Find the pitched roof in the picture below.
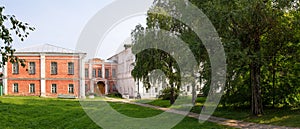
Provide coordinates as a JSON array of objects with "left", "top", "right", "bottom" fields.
[{"left": 16, "top": 44, "right": 84, "bottom": 54}]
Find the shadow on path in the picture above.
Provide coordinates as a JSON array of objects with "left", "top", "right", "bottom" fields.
[{"left": 105, "top": 98, "right": 299, "bottom": 129}]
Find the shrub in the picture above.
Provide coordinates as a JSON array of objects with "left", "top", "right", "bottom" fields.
[
  {"left": 158, "top": 87, "right": 179, "bottom": 100},
  {"left": 106, "top": 92, "right": 122, "bottom": 98}
]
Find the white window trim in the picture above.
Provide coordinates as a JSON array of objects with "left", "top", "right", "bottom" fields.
[
  {"left": 12, "top": 63, "right": 19, "bottom": 74},
  {"left": 29, "top": 62, "right": 36, "bottom": 74},
  {"left": 92, "top": 69, "right": 96, "bottom": 78},
  {"left": 68, "top": 84, "right": 74, "bottom": 94},
  {"left": 13, "top": 83, "right": 18, "bottom": 93},
  {"left": 29, "top": 84, "right": 35, "bottom": 93},
  {"left": 51, "top": 62, "right": 58, "bottom": 75},
  {"left": 68, "top": 62, "right": 74, "bottom": 75},
  {"left": 51, "top": 84, "right": 57, "bottom": 93}
]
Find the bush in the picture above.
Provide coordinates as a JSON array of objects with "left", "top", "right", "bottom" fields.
[
  {"left": 158, "top": 87, "right": 179, "bottom": 100},
  {"left": 106, "top": 92, "right": 122, "bottom": 98}
]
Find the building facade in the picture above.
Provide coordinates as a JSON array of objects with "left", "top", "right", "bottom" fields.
[
  {"left": 2, "top": 44, "right": 86, "bottom": 98},
  {"left": 2, "top": 44, "right": 200, "bottom": 99},
  {"left": 84, "top": 58, "right": 117, "bottom": 97},
  {"left": 108, "top": 44, "right": 202, "bottom": 99},
  {"left": 108, "top": 45, "right": 161, "bottom": 98}
]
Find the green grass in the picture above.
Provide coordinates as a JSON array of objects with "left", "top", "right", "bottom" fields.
[
  {"left": 0, "top": 96, "right": 100, "bottom": 129},
  {"left": 141, "top": 97, "right": 300, "bottom": 127},
  {"left": 136, "top": 99, "right": 171, "bottom": 108},
  {"left": 0, "top": 96, "right": 232, "bottom": 129},
  {"left": 212, "top": 107, "right": 300, "bottom": 127}
]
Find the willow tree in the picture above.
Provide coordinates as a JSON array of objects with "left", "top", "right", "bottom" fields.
[
  {"left": 131, "top": 0, "right": 300, "bottom": 115},
  {"left": 131, "top": 24, "right": 182, "bottom": 104}
]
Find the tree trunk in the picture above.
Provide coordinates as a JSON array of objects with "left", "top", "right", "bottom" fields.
[
  {"left": 168, "top": 61, "right": 175, "bottom": 105},
  {"left": 170, "top": 84, "right": 175, "bottom": 105},
  {"left": 272, "top": 54, "right": 276, "bottom": 108},
  {"left": 250, "top": 38, "right": 263, "bottom": 116},
  {"left": 192, "top": 82, "right": 196, "bottom": 106}
]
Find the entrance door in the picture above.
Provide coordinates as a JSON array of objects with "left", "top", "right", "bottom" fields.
[{"left": 97, "top": 81, "right": 105, "bottom": 95}]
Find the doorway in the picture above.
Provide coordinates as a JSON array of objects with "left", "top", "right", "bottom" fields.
[{"left": 97, "top": 81, "right": 105, "bottom": 95}]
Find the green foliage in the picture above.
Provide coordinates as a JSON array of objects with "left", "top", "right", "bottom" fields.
[
  {"left": 0, "top": 6, "right": 34, "bottom": 72},
  {"left": 158, "top": 87, "right": 179, "bottom": 100},
  {"left": 188, "top": 0, "right": 300, "bottom": 110},
  {"left": 132, "top": 0, "right": 300, "bottom": 114},
  {"left": 106, "top": 92, "right": 123, "bottom": 99}
]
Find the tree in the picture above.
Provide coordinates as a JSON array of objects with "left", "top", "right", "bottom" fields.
[
  {"left": 190, "top": 0, "right": 300, "bottom": 115},
  {"left": 132, "top": 0, "right": 300, "bottom": 116},
  {"left": 131, "top": 25, "right": 182, "bottom": 104},
  {"left": 0, "top": 6, "right": 35, "bottom": 72},
  {"left": 131, "top": 0, "right": 210, "bottom": 105}
]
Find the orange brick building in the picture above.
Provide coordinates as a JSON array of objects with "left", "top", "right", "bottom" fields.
[
  {"left": 2, "top": 44, "right": 86, "bottom": 98},
  {"left": 84, "top": 58, "right": 117, "bottom": 97}
]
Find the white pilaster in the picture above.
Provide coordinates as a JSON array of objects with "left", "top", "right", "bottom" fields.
[
  {"left": 40, "top": 54, "right": 46, "bottom": 97},
  {"left": 102, "top": 62, "right": 108, "bottom": 95},
  {"left": 102, "top": 62, "right": 105, "bottom": 79},
  {"left": 79, "top": 54, "right": 86, "bottom": 99},
  {"left": 3, "top": 64, "right": 8, "bottom": 95},
  {"left": 105, "top": 80, "right": 108, "bottom": 95},
  {"left": 89, "top": 62, "right": 94, "bottom": 98}
]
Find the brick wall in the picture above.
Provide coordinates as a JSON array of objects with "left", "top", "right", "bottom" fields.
[
  {"left": 45, "top": 56, "right": 80, "bottom": 78},
  {"left": 6, "top": 55, "right": 82, "bottom": 97},
  {"left": 84, "top": 59, "right": 117, "bottom": 95},
  {"left": 7, "top": 80, "right": 41, "bottom": 96},
  {"left": 45, "top": 80, "right": 79, "bottom": 97},
  {"left": 7, "top": 56, "right": 41, "bottom": 79}
]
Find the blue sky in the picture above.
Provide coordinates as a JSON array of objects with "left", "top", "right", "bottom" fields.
[{"left": 1, "top": 0, "right": 148, "bottom": 59}]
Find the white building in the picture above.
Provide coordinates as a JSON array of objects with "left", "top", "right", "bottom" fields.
[{"left": 108, "top": 44, "right": 160, "bottom": 99}]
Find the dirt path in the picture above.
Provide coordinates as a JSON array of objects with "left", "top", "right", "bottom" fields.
[{"left": 105, "top": 98, "right": 299, "bottom": 129}]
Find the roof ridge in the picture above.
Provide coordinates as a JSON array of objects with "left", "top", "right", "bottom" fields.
[
  {"left": 16, "top": 43, "right": 85, "bottom": 54},
  {"left": 43, "top": 43, "right": 78, "bottom": 52}
]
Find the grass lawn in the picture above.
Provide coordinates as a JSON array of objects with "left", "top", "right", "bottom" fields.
[
  {"left": 0, "top": 96, "right": 232, "bottom": 129},
  {"left": 141, "top": 97, "right": 300, "bottom": 127}
]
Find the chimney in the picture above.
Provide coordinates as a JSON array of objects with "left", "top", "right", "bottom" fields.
[{"left": 124, "top": 44, "right": 132, "bottom": 50}]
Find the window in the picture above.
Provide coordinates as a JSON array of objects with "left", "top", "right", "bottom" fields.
[
  {"left": 29, "top": 84, "right": 35, "bottom": 93},
  {"left": 105, "top": 69, "right": 109, "bottom": 78},
  {"left": 68, "top": 62, "right": 74, "bottom": 75},
  {"left": 28, "top": 62, "right": 36, "bottom": 74},
  {"left": 187, "top": 86, "right": 190, "bottom": 92},
  {"left": 113, "top": 84, "right": 117, "bottom": 91},
  {"left": 155, "top": 88, "right": 158, "bottom": 93},
  {"left": 51, "top": 62, "right": 57, "bottom": 75},
  {"left": 68, "top": 84, "right": 74, "bottom": 94},
  {"left": 13, "top": 83, "right": 18, "bottom": 93},
  {"left": 98, "top": 69, "right": 102, "bottom": 78},
  {"left": 85, "top": 68, "right": 88, "bottom": 77},
  {"left": 52, "top": 84, "right": 57, "bottom": 93},
  {"left": 85, "top": 84, "right": 88, "bottom": 92},
  {"left": 112, "top": 69, "right": 116, "bottom": 78},
  {"left": 12, "top": 62, "right": 19, "bottom": 74},
  {"left": 92, "top": 69, "right": 96, "bottom": 78}
]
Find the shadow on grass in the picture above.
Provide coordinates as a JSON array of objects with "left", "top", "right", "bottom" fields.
[
  {"left": 139, "top": 97, "right": 300, "bottom": 127},
  {"left": 0, "top": 97, "right": 231, "bottom": 129}
]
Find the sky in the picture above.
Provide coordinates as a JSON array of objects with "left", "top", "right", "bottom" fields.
[{"left": 1, "top": 0, "right": 149, "bottom": 59}]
